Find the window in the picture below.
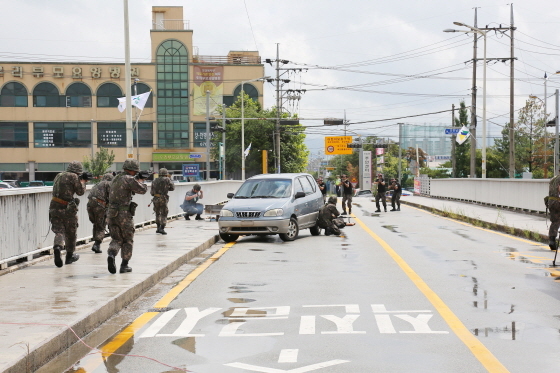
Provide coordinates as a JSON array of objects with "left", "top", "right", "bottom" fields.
[
  {"left": 156, "top": 40, "right": 189, "bottom": 148},
  {"left": 133, "top": 83, "right": 153, "bottom": 108},
  {"left": 34, "top": 122, "right": 91, "bottom": 147},
  {"left": 97, "top": 83, "right": 122, "bottom": 107},
  {"left": 233, "top": 83, "right": 259, "bottom": 104},
  {"left": 299, "top": 177, "right": 315, "bottom": 195},
  {"left": 305, "top": 175, "right": 317, "bottom": 192},
  {"left": 0, "top": 82, "right": 28, "bottom": 107},
  {"left": 33, "top": 82, "right": 62, "bottom": 107},
  {"left": 294, "top": 178, "right": 304, "bottom": 194},
  {"left": 0, "top": 123, "right": 28, "bottom": 147},
  {"left": 97, "top": 122, "right": 153, "bottom": 147},
  {"left": 66, "top": 83, "right": 92, "bottom": 107}
]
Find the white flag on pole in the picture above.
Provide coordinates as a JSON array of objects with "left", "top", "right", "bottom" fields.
[
  {"left": 456, "top": 125, "right": 471, "bottom": 145},
  {"left": 244, "top": 143, "right": 252, "bottom": 157},
  {"left": 117, "top": 91, "right": 152, "bottom": 112}
]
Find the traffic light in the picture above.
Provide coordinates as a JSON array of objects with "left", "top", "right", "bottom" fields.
[
  {"left": 347, "top": 142, "right": 362, "bottom": 148},
  {"left": 210, "top": 122, "right": 225, "bottom": 133}
]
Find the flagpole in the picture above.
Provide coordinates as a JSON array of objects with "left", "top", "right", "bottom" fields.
[
  {"left": 134, "top": 79, "right": 139, "bottom": 160},
  {"left": 123, "top": 0, "right": 133, "bottom": 159}
]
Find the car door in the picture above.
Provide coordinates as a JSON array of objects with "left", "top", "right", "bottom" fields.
[
  {"left": 297, "top": 176, "right": 315, "bottom": 228},
  {"left": 293, "top": 177, "right": 307, "bottom": 225}
]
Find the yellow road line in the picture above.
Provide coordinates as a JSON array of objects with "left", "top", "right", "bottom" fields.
[
  {"left": 80, "top": 241, "right": 236, "bottom": 371},
  {"left": 353, "top": 215, "right": 510, "bottom": 373}
]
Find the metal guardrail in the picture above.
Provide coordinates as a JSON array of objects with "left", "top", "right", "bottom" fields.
[{"left": 0, "top": 180, "right": 242, "bottom": 269}]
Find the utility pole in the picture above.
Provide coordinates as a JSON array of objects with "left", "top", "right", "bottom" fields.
[
  {"left": 555, "top": 89, "right": 559, "bottom": 176},
  {"left": 205, "top": 91, "right": 210, "bottom": 181},
  {"left": 275, "top": 44, "right": 281, "bottom": 174},
  {"left": 509, "top": 4, "right": 516, "bottom": 178},
  {"left": 469, "top": 8, "right": 478, "bottom": 178},
  {"left": 123, "top": 0, "right": 133, "bottom": 159},
  {"left": 222, "top": 106, "right": 226, "bottom": 179},
  {"left": 398, "top": 123, "right": 403, "bottom": 183},
  {"left": 451, "top": 104, "right": 456, "bottom": 177}
]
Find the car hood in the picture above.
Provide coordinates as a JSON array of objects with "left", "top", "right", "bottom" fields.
[{"left": 223, "top": 198, "right": 289, "bottom": 211}]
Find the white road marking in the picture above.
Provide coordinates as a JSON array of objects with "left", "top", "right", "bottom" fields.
[
  {"left": 303, "top": 304, "right": 360, "bottom": 313},
  {"left": 157, "top": 307, "right": 221, "bottom": 337},
  {"left": 374, "top": 314, "right": 397, "bottom": 334},
  {"left": 229, "top": 306, "right": 290, "bottom": 319},
  {"left": 225, "top": 359, "right": 349, "bottom": 372},
  {"left": 299, "top": 316, "right": 315, "bottom": 335},
  {"left": 321, "top": 315, "right": 366, "bottom": 334},
  {"left": 396, "top": 314, "right": 448, "bottom": 334},
  {"left": 278, "top": 349, "right": 298, "bottom": 363},
  {"left": 371, "top": 304, "right": 431, "bottom": 313},
  {"left": 219, "top": 320, "right": 284, "bottom": 337},
  {"left": 139, "top": 309, "right": 180, "bottom": 338}
]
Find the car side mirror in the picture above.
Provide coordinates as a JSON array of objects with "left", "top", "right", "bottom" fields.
[
  {"left": 227, "top": 193, "right": 235, "bottom": 199},
  {"left": 295, "top": 191, "right": 305, "bottom": 199}
]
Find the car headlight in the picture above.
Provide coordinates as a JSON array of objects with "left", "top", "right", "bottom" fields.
[
  {"left": 264, "top": 208, "right": 283, "bottom": 217},
  {"left": 221, "top": 209, "right": 234, "bottom": 217}
]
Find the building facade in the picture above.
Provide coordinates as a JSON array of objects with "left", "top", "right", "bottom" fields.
[{"left": 0, "top": 6, "right": 265, "bottom": 182}]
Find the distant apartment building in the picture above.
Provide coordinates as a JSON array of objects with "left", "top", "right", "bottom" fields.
[{"left": 0, "top": 6, "right": 265, "bottom": 182}]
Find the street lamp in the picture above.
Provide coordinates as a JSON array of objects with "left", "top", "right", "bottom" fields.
[
  {"left": 445, "top": 22, "right": 487, "bottom": 178},
  {"left": 241, "top": 76, "right": 270, "bottom": 180}
]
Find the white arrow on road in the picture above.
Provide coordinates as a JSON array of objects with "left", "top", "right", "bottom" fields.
[{"left": 225, "top": 359, "right": 349, "bottom": 372}]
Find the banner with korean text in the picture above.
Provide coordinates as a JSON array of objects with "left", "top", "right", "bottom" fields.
[{"left": 193, "top": 66, "right": 223, "bottom": 115}]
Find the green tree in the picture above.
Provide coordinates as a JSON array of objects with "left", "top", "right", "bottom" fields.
[
  {"left": 453, "top": 101, "right": 470, "bottom": 177},
  {"left": 82, "top": 147, "right": 116, "bottom": 183},
  {"left": 211, "top": 94, "right": 308, "bottom": 177},
  {"left": 517, "top": 97, "right": 548, "bottom": 176}
]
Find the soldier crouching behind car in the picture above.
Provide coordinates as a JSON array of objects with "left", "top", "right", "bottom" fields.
[
  {"left": 106, "top": 159, "right": 148, "bottom": 274},
  {"left": 49, "top": 161, "right": 87, "bottom": 267},
  {"left": 87, "top": 172, "right": 114, "bottom": 253},
  {"left": 317, "top": 196, "right": 347, "bottom": 236}
]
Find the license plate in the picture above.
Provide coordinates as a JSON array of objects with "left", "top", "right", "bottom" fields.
[{"left": 240, "top": 220, "right": 254, "bottom": 226}]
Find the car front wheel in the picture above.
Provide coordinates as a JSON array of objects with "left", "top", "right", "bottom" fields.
[
  {"left": 219, "top": 233, "right": 239, "bottom": 243},
  {"left": 279, "top": 218, "right": 299, "bottom": 241}
]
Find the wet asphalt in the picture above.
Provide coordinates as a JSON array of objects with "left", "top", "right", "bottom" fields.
[{"left": 53, "top": 198, "right": 560, "bottom": 373}]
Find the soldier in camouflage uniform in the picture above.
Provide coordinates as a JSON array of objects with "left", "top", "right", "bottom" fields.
[
  {"left": 150, "top": 168, "right": 175, "bottom": 235},
  {"left": 106, "top": 159, "right": 148, "bottom": 274},
  {"left": 87, "top": 173, "right": 114, "bottom": 253},
  {"left": 317, "top": 196, "right": 346, "bottom": 236},
  {"left": 50, "top": 161, "right": 87, "bottom": 267},
  {"left": 547, "top": 172, "right": 560, "bottom": 250}
]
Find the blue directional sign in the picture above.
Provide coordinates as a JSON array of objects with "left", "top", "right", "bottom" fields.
[
  {"left": 445, "top": 128, "right": 460, "bottom": 135},
  {"left": 182, "top": 164, "right": 200, "bottom": 177},
  {"left": 189, "top": 154, "right": 202, "bottom": 159}
]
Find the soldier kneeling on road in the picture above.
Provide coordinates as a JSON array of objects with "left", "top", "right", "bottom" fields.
[{"left": 317, "top": 196, "right": 348, "bottom": 236}]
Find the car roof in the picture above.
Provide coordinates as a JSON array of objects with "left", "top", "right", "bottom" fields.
[{"left": 247, "top": 173, "right": 312, "bottom": 180}]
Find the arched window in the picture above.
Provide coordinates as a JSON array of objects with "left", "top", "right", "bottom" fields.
[
  {"left": 97, "top": 83, "right": 123, "bottom": 107},
  {"left": 0, "top": 82, "right": 28, "bottom": 107},
  {"left": 132, "top": 82, "right": 153, "bottom": 108},
  {"left": 66, "top": 83, "right": 92, "bottom": 107},
  {"left": 33, "top": 82, "right": 61, "bottom": 107},
  {"left": 233, "top": 83, "right": 259, "bottom": 103}
]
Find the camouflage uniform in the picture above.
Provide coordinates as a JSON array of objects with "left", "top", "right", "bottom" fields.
[
  {"left": 317, "top": 197, "right": 345, "bottom": 236},
  {"left": 49, "top": 161, "right": 86, "bottom": 267},
  {"left": 548, "top": 174, "right": 560, "bottom": 250},
  {"left": 87, "top": 173, "right": 113, "bottom": 252},
  {"left": 150, "top": 168, "right": 175, "bottom": 234},
  {"left": 107, "top": 159, "right": 147, "bottom": 273}
]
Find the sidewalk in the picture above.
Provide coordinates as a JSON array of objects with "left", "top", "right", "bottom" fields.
[
  {"left": 400, "top": 195, "right": 550, "bottom": 242},
  {"left": 0, "top": 218, "right": 219, "bottom": 373}
]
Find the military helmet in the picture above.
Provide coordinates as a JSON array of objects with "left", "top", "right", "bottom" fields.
[
  {"left": 328, "top": 196, "right": 338, "bottom": 205},
  {"left": 193, "top": 183, "right": 201, "bottom": 191},
  {"left": 122, "top": 159, "right": 140, "bottom": 172},
  {"left": 102, "top": 173, "right": 114, "bottom": 182},
  {"left": 67, "top": 161, "right": 83, "bottom": 174},
  {"left": 159, "top": 168, "right": 169, "bottom": 175}
]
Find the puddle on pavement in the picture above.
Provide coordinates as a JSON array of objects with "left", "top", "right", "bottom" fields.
[
  {"left": 222, "top": 308, "right": 267, "bottom": 318},
  {"left": 234, "top": 262, "right": 248, "bottom": 264},
  {"left": 270, "top": 259, "right": 288, "bottom": 262},
  {"left": 472, "top": 322, "right": 519, "bottom": 340},
  {"left": 452, "top": 229, "right": 476, "bottom": 241},
  {"left": 363, "top": 212, "right": 380, "bottom": 217},
  {"left": 233, "top": 282, "right": 267, "bottom": 286},
  {"left": 215, "top": 318, "right": 246, "bottom": 324},
  {"left": 250, "top": 249, "right": 264, "bottom": 251},
  {"left": 172, "top": 337, "right": 196, "bottom": 353},
  {"left": 228, "top": 298, "right": 256, "bottom": 303},
  {"left": 229, "top": 289, "right": 253, "bottom": 293},
  {"left": 500, "top": 247, "right": 519, "bottom": 253},
  {"left": 229, "top": 286, "right": 248, "bottom": 290},
  {"left": 382, "top": 225, "right": 398, "bottom": 233}
]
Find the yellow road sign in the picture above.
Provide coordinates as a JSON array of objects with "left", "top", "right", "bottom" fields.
[
  {"left": 325, "top": 136, "right": 353, "bottom": 155},
  {"left": 325, "top": 167, "right": 335, "bottom": 170}
]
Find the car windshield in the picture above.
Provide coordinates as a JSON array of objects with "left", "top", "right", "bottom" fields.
[{"left": 235, "top": 179, "right": 292, "bottom": 198}]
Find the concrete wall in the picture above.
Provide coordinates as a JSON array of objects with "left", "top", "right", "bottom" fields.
[{"left": 0, "top": 180, "right": 242, "bottom": 268}]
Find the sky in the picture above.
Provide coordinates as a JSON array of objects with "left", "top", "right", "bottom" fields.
[{"left": 2, "top": 0, "right": 560, "bottom": 157}]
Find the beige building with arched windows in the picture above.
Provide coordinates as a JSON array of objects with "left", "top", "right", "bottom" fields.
[{"left": 0, "top": 6, "right": 265, "bottom": 183}]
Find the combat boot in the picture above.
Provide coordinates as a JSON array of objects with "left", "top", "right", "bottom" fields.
[
  {"left": 185, "top": 215, "right": 191, "bottom": 220},
  {"left": 65, "top": 252, "right": 80, "bottom": 264},
  {"left": 53, "top": 245, "right": 63, "bottom": 268},
  {"left": 160, "top": 225, "right": 167, "bottom": 235},
  {"left": 195, "top": 214, "right": 203, "bottom": 220},
  {"left": 92, "top": 241, "right": 102, "bottom": 253},
  {"left": 549, "top": 237, "right": 557, "bottom": 251},
  {"left": 107, "top": 254, "right": 116, "bottom": 274},
  {"left": 120, "top": 259, "right": 132, "bottom": 273},
  {"left": 156, "top": 224, "right": 161, "bottom": 234}
]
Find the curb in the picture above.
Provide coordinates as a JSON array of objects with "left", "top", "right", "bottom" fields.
[
  {"left": 401, "top": 200, "right": 548, "bottom": 245},
  {"left": 3, "top": 233, "right": 220, "bottom": 373}
]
